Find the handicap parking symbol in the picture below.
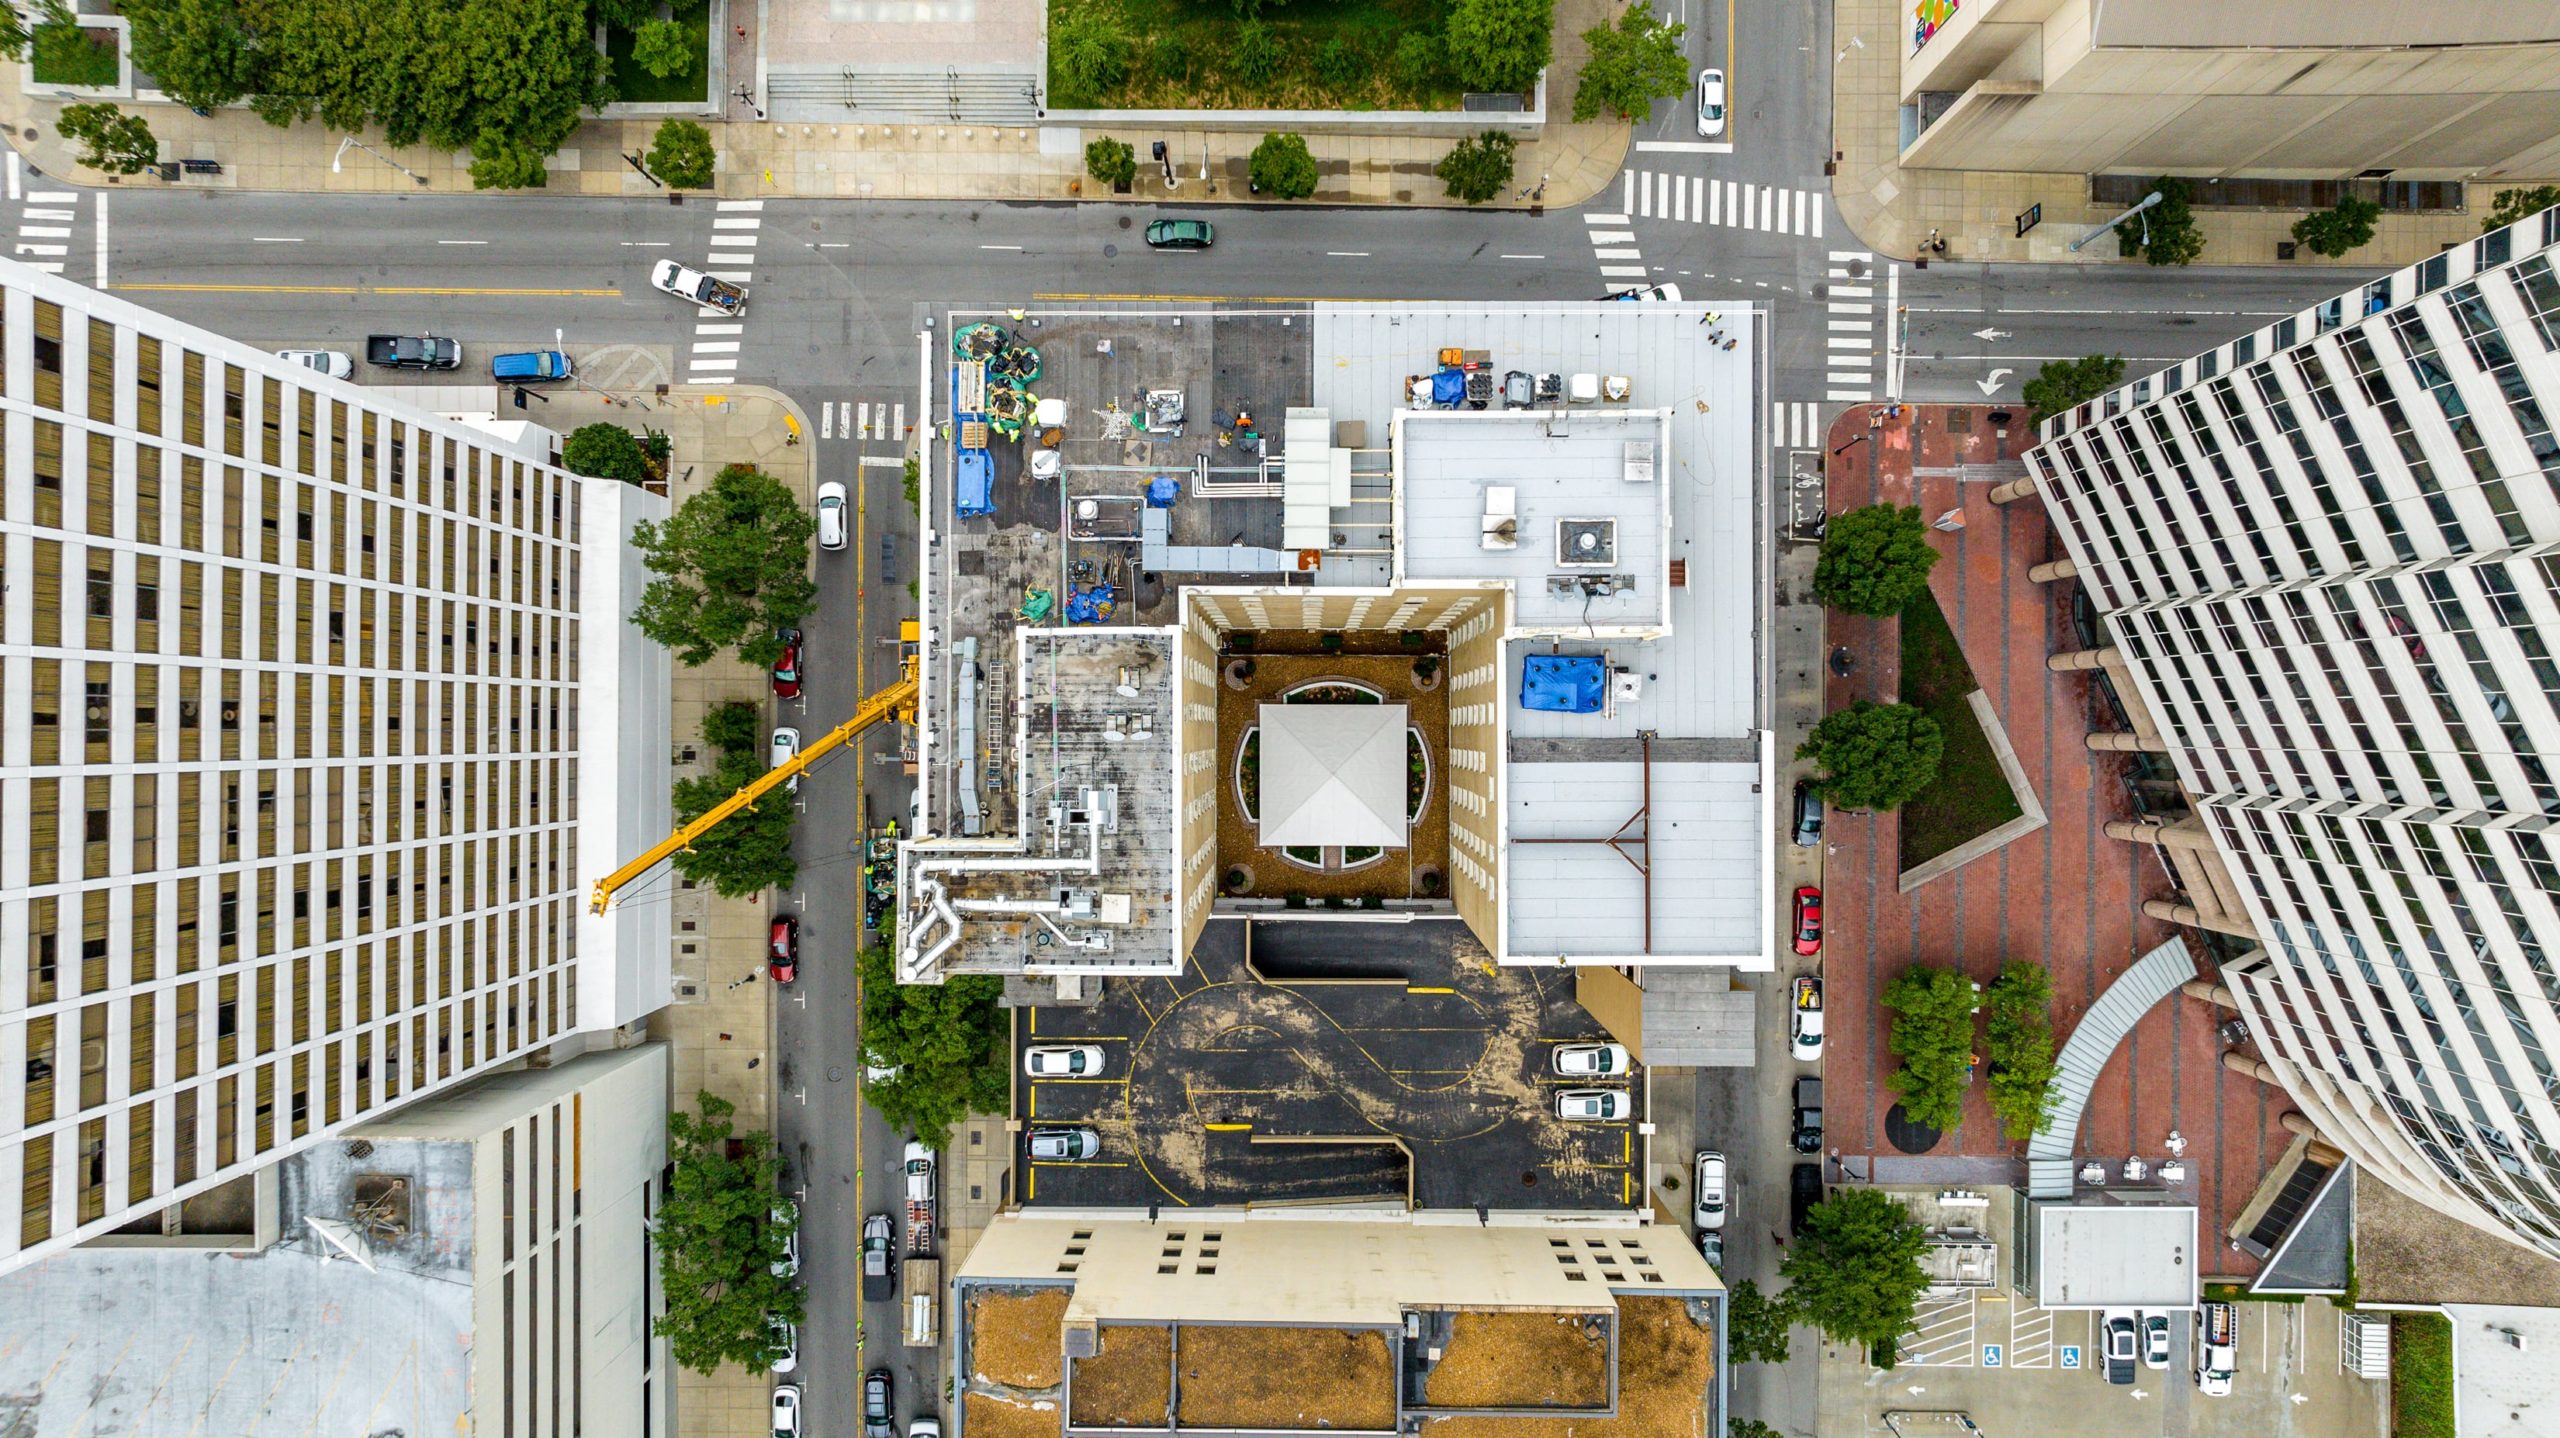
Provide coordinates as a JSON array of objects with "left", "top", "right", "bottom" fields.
[
  {"left": 2060, "top": 1344, "right": 2082, "bottom": 1370},
  {"left": 1983, "top": 1343, "right": 2003, "bottom": 1367}
]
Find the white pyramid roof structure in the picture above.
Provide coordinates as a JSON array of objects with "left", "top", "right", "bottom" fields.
[{"left": 1256, "top": 702, "right": 1411, "bottom": 849}]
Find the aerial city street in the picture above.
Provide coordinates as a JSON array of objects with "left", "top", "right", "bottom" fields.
[{"left": 0, "top": 2, "right": 2556, "bottom": 1437}]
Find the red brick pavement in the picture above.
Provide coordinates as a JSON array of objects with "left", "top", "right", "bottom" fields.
[{"left": 1815, "top": 403, "right": 2291, "bottom": 1278}]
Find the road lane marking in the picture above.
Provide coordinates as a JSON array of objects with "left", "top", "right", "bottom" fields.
[
  {"left": 1593, "top": 248, "right": 1642, "bottom": 260},
  {"left": 19, "top": 226, "right": 69, "bottom": 237},
  {"left": 1599, "top": 265, "right": 1649, "bottom": 277},
  {"left": 1584, "top": 212, "right": 1628, "bottom": 225},
  {"left": 1587, "top": 230, "right": 1635, "bottom": 244},
  {"left": 708, "top": 253, "right": 756, "bottom": 265},
  {"left": 619, "top": 240, "right": 670, "bottom": 247},
  {"left": 691, "top": 341, "right": 741, "bottom": 354},
  {"left": 437, "top": 239, "right": 487, "bottom": 246},
  {"left": 1326, "top": 251, "right": 1369, "bottom": 257},
  {"left": 978, "top": 244, "right": 1023, "bottom": 251},
  {"left": 251, "top": 237, "right": 303, "bottom": 242},
  {"left": 712, "top": 217, "right": 761, "bottom": 229},
  {"left": 14, "top": 244, "right": 65, "bottom": 256},
  {"left": 1634, "top": 139, "right": 1734, "bottom": 153},
  {"left": 1500, "top": 253, "right": 1545, "bottom": 259},
  {"left": 695, "top": 321, "right": 744, "bottom": 334},
  {"left": 93, "top": 193, "right": 104, "bottom": 289},
  {"left": 4, "top": 150, "right": 15, "bottom": 201},
  {"left": 24, "top": 191, "right": 74, "bottom": 203},
  {"left": 24, "top": 208, "right": 71, "bottom": 221},
  {"left": 114, "top": 282, "right": 622, "bottom": 296}
]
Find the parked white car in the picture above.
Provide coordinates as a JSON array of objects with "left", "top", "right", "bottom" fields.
[
  {"left": 772, "top": 1384, "right": 803, "bottom": 1438},
  {"left": 1693, "top": 1151, "right": 1728, "bottom": 1230},
  {"left": 1027, "top": 1127, "right": 1103, "bottom": 1160},
  {"left": 1555, "top": 1089, "right": 1630, "bottom": 1121},
  {"left": 1024, "top": 1044, "right": 1106, "bottom": 1077},
  {"left": 818, "top": 480, "right": 849, "bottom": 550},
  {"left": 1697, "top": 68, "right": 1727, "bottom": 137},
  {"left": 768, "top": 1318, "right": 799, "bottom": 1375},
  {"left": 1552, "top": 1042, "right": 1631, "bottom": 1077},
  {"left": 769, "top": 726, "right": 800, "bottom": 792},
  {"left": 276, "top": 349, "right": 355, "bottom": 380}
]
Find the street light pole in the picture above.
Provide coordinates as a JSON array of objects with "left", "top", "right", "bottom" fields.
[
  {"left": 332, "top": 136, "right": 428, "bottom": 187},
  {"left": 2068, "top": 190, "right": 2162, "bottom": 253}
]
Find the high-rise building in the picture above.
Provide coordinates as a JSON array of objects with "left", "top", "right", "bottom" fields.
[
  {"left": 2019, "top": 210, "right": 2560, "bottom": 1258},
  {"left": 0, "top": 261, "right": 671, "bottom": 1274}
]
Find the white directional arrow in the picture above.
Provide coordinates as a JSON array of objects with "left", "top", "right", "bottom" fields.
[
  {"left": 1973, "top": 327, "right": 2011, "bottom": 341},
  {"left": 1976, "top": 367, "right": 2014, "bottom": 396}
]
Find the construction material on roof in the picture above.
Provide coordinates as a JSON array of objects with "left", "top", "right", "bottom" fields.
[
  {"left": 1257, "top": 702, "right": 1412, "bottom": 848},
  {"left": 1520, "top": 654, "right": 1606, "bottom": 714},
  {"left": 955, "top": 445, "right": 994, "bottom": 517}
]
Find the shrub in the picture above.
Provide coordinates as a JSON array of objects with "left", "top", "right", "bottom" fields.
[
  {"left": 1085, "top": 136, "right": 1136, "bottom": 189},
  {"left": 1983, "top": 961, "right": 2058, "bottom": 1140},
  {"left": 1393, "top": 31, "right": 1444, "bottom": 90},
  {"left": 2020, "top": 354, "right": 2125, "bottom": 425},
  {"left": 2291, "top": 194, "right": 2382, "bottom": 258},
  {"left": 1052, "top": 7, "right": 1131, "bottom": 100},
  {"left": 1148, "top": 31, "right": 1189, "bottom": 83},
  {"left": 563, "top": 423, "right": 651, "bottom": 483},
  {"left": 647, "top": 117, "right": 717, "bottom": 189},
  {"left": 632, "top": 17, "right": 698, "bottom": 79},
  {"left": 1445, "top": 0, "right": 1552, "bottom": 93},
  {"left": 1798, "top": 700, "right": 1944, "bottom": 812},
  {"left": 1436, "top": 129, "right": 1516, "bottom": 205},
  {"left": 1232, "top": 19, "right": 1280, "bottom": 89},
  {"left": 1813, "top": 503, "right": 1939, "bottom": 616},
  {"left": 1881, "top": 964, "right": 1977, "bottom": 1133},
  {"left": 1316, "top": 35, "right": 1365, "bottom": 89},
  {"left": 1249, "top": 131, "right": 1318, "bottom": 200}
]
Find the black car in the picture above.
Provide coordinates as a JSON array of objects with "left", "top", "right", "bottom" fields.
[
  {"left": 1791, "top": 1075, "right": 1824, "bottom": 1153},
  {"left": 1145, "top": 218, "right": 1214, "bottom": 250},
  {"left": 1792, "top": 780, "right": 1824, "bottom": 847},
  {"left": 1789, "top": 1163, "right": 1824, "bottom": 1236},
  {"left": 863, "top": 1369, "right": 894, "bottom": 1438}
]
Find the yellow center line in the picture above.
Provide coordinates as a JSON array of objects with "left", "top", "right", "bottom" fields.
[{"left": 113, "top": 283, "right": 623, "bottom": 297}]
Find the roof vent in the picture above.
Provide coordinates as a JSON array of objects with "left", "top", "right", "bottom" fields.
[{"left": 1556, "top": 518, "right": 1618, "bottom": 567}]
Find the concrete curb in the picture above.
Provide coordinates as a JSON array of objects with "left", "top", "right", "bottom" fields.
[{"left": 1894, "top": 688, "right": 2046, "bottom": 894}]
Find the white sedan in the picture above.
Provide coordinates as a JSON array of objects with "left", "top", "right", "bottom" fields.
[
  {"left": 772, "top": 1384, "right": 803, "bottom": 1438},
  {"left": 1693, "top": 1151, "right": 1728, "bottom": 1230},
  {"left": 1023, "top": 1044, "right": 1105, "bottom": 1077},
  {"left": 769, "top": 726, "right": 801, "bottom": 792},
  {"left": 276, "top": 349, "right": 354, "bottom": 380},
  {"left": 1556, "top": 1089, "right": 1630, "bottom": 1122},
  {"left": 1697, "top": 68, "right": 1726, "bottom": 137},
  {"left": 1553, "top": 1042, "right": 1632, "bottom": 1077}
]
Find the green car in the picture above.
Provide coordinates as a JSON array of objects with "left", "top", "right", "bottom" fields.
[{"left": 1145, "top": 218, "right": 1215, "bottom": 250}]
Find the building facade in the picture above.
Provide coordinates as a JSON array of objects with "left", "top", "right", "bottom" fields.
[
  {"left": 2020, "top": 209, "right": 2560, "bottom": 1257},
  {"left": 0, "top": 260, "right": 670, "bottom": 1273}
]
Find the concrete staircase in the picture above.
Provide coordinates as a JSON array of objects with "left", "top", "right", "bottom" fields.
[{"left": 766, "top": 68, "right": 1042, "bottom": 124}]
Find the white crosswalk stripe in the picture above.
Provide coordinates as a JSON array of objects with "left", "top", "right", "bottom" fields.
[
  {"left": 1618, "top": 172, "right": 1828, "bottom": 238},
  {"left": 1772, "top": 401, "right": 1822, "bottom": 450},
  {"left": 4, "top": 179, "right": 87, "bottom": 281},
  {"left": 682, "top": 208, "right": 763, "bottom": 381},
  {"left": 1824, "top": 250, "right": 1881, "bottom": 402}
]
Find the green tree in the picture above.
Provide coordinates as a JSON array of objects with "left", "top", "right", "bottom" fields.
[
  {"left": 1880, "top": 963, "right": 1978, "bottom": 1133},
  {"left": 563, "top": 422, "right": 652, "bottom": 483},
  {"left": 1435, "top": 129, "right": 1516, "bottom": 205},
  {"left": 1797, "top": 700, "right": 1944, "bottom": 812},
  {"left": 2019, "top": 353, "right": 2125, "bottom": 425},
  {"left": 1779, "top": 1187, "right": 1932, "bottom": 1349},
  {"left": 1984, "top": 960, "right": 2059, "bottom": 1140},
  {"left": 592, "top": 0, "right": 660, "bottom": 28},
  {"left": 1571, "top": 0, "right": 1685, "bottom": 122},
  {"left": 468, "top": 139, "right": 548, "bottom": 191},
  {"left": 1392, "top": 31, "right": 1444, "bottom": 91},
  {"left": 1233, "top": 19, "right": 1279, "bottom": 89},
  {"left": 858, "top": 943, "right": 1010, "bottom": 1148},
  {"left": 123, "top": 0, "right": 259, "bottom": 110},
  {"left": 633, "top": 18, "right": 699, "bottom": 80},
  {"left": 1050, "top": 6, "right": 1131, "bottom": 101},
  {"left": 2117, "top": 175, "right": 2204, "bottom": 266},
  {"left": 1729, "top": 1423, "right": 1782, "bottom": 1438},
  {"left": 1812, "top": 503, "right": 1939, "bottom": 616},
  {"left": 1726, "top": 1279, "right": 1795, "bottom": 1365},
  {"left": 903, "top": 455, "right": 922, "bottom": 510},
  {"left": 2483, "top": 185, "right": 2560, "bottom": 234},
  {"left": 631, "top": 462, "right": 819, "bottom": 668},
  {"left": 55, "top": 103, "right": 158, "bottom": 176},
  {"left": 1250, "top": 131, "right": 1318, "bottom": 200},
  {"left": 1445, "top": 0, "right": 1552, "bottom": 93},
  {"left": 671, "top": 703, "right": 799, "bottom": 897},
  {"left": 653, "top": 1091, "right": 804, "bottom": 1375},
  {"left": 649, "top": 117, "right": 718, "bottom": 189},
  {"left": 0, "top": 0, "right": 30, "bottom": 60},
  {"left": 1084, "top": 136, "right": 1136, "bottom": 190},
  {"left": 2291, "top": 194, "right": 2381, "bottom": 259}
]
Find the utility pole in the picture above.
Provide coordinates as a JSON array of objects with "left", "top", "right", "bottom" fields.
[{"left": 2069, "top": 191, "right": 2163, "bottom": 253}]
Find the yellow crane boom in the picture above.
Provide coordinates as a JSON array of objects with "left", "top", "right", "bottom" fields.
[{"left": 590, "top": 658, "right": 919, "bottom": 914}]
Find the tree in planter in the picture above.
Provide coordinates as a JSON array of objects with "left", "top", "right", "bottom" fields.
[
  {"left": 1571, "top": 0, "right": 1686, "bottom": 123},
  {"left": 1797, "top": 701, "right": 1944, "bottom": 812},
  {"left": 2484, "top": 185, "right": 2560, "bottom": 234},
  {"left": 653, "top": 1091, "right": 804, "bottom": 1375},
  {"left": 1250, "top": 132, "right": 1319, "bottom": 200},
  {"left": 1726, "top": 1278, "right": 1795, "bottom": 1365},
  {"left": 1779, "top": 1187, "right": 1932, "bottom": 1349},
  {"left": 56, "top": 104, "right": 158, "bottom": 176},
  {"left": 123, "top": 0, "right": 256, "bottom": 110},
  {"left": 1446, "top": 0, "right": 1554, "bottom": 93},
  {"left": 1436, "top": 130, "right": 1517, "bottom": 205},
  {"left": 1879, "top": 963, "right": 1978, "bottom": 1133},
  {"left": 1812, "top": 502, "right": 1939, "bottom": 616},
  {"left": 671, "top": 703, "right": 799, "bottom": 896},
  {"left": 1983, "top": 959, "right": 2060, "bottom": 1140},
  {"left": 630, "top": 463, "right": 819, "bottom": 668},
  {"left": 857, "top": 943, "right": 1010, "bottom": 1148},
  {"left": 1085, "top": 136, "right": 1136, "bottom": 191},
  {"left": 563, "top": 422, "right": 652, "bottom": 483},
  {"left": 633, "top": 17, "right": 700, "bottom": 79},
  {"left": 2291, "top": 194, "right": 2381, "bottom": 259},
  {"left": 2117, "top": 175, "right": 2205, "bottom": 266},
  {"left": 648, "top": 117, "right": 718, "bottom": 189},
  {"left": 2019, "top": 353, "right": 2125, "bottom": 425}
]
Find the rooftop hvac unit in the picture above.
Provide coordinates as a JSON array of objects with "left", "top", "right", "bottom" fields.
[
  {"left": 1622, "top": 440, "right": 1656, "bottom": 483},
  {"left": 1556, "top": 518, "right": 1618, "bottom": 567}
]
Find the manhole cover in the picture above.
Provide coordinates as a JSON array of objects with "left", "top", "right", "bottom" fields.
[
  {"left": 1521, "top": 1171, "right": 1538, "bottom": 1187},
  {"left": 1846, "top": 258, "right": 1869, "bottom": 280},
  {"left": 1103, "top": 242, "right": 1117, "bottom": 258},
  {"left": 826, "top": 1066, "right": 845, "bottom": 1083}
]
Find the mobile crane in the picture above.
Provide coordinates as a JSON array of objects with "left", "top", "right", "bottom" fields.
[{"left": 588, "top": 621, "right": 920, "bottom": 914}]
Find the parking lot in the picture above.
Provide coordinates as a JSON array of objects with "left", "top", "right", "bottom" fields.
[{"left": 1013, "top": 920, "right": 1645, "bottom": 1211}]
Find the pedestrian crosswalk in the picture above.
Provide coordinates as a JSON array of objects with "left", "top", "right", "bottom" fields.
[
  {"left": 1619, "top": 171, "right": 1825, "bottom": 237},
  {"left": 684, "top": 200, "right": 764, "bottom": 382},
  {"left": 1773, "top": 401, "right": 1824, "bottom": 451},
  {"left": 1583, "top": 211, "right": 1653, "bottom": 293},
  {"left": 818, "top": 401, "right": 907, "bottom": 442},
  {"left": 5, "top": 149, "right": 96, "bottom": 283},
  {"left": 1824, "top": 250, "right": 1881, "bottom": 402}
]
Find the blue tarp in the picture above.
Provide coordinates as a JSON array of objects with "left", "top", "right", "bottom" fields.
[
  {"left": 955, "top": 448, "right": 994, "bottom": 518},
  {"left": 1066, "top": 583, "right": 1117, "bottom": 624},
  {"left": 1520, "top": 654, "right": 1607, "bottom": 714},
  {"left": 1146, "top": 476, "right": 1181, "bottom": 507},
  {"left": 1431, "top": 368, "right": 1466, "bottom": 406}
]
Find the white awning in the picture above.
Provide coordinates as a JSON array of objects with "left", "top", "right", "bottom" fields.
[{"left": 1257, "top": 702, "right": 1410, "bottom": 848}]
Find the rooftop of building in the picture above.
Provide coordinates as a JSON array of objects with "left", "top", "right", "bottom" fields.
[{"left": 2088, "top": 1, "right": 2560, "bottom": 51}]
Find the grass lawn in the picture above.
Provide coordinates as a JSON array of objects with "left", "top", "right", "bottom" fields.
[
  {"left": 2390, "top": 1313, "right": 2454, "bottom": 1438},
  {"left": 607, "top": 12, "right": 709, "bottom": 105},
  {"left": 1048, "top": 0, "right": 1467, "bottom": 111},
  {"left": 32, "top": 24, "right": 120, "bottom": 88},
  {"left": 1896, "top": 589, "right": 2025, "bottom": 870}
]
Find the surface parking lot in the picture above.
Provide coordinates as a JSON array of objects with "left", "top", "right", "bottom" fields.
[{"left": 1014, "top": 920, "right": 1644, "bottom": 1210}]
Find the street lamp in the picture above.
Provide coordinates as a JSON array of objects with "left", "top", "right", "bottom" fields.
[
  {"left": 332, "top": 136, "right": 427, "bottom": 187},
  {"left": 2069, "top": 190, "right": 2163, "bottom": 253}
]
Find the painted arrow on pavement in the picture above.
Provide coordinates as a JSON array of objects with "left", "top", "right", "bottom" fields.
[{"left": 1975, "top": 367, "right": 2014, "bottom": 396}]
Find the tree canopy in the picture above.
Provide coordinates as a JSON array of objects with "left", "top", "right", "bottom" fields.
[
  {"left": 563, "top": 422, "right": 651, "bottom": 483},
  {"left": 649, "top": 117, "right": 717, "bottom": 190},
  {"left": 858, "top": 941, "right": 1009, "bottom": 1149},
  {"left": 1725, "top": 1278, "right": 1795, "bottom": 1365},
  {"left": 1880, "top": 963, "right": 1978, "bottom": 1133},
  {"left": 631, "top": 463, "right": 817, "bottom": 668},
  {"left": 1250, "top": 131, "right": 1318, "bottom": 200},
  {"left": 1085, "top": 136, "right": 1136, "bottom": 190},
  {"left": 670, "top": 702, "right": 800, "bottom": 898},
  {"left": 1797, "top": 700, "right": 1943, "bottom": 812},
  {"left": 2117, "top": 175, "right": 2204, "bottom": 266},
  {"left": 1436, "top": 129, "right": 1517, "bottom": 205},
  {"left": 2485, "top": 185, "right": 2560, "bottom": 235},
  {"left": 2291, "top": 194, "right": 2381, "bottom": 259},
  {"left": 2020, "top": 354, "right": 2125, "bottom": 425},
  {"left": 1779, "top": 1187, "right": 1932, "bottom": 1349},
  {"left": 56, "top": 104, "right": 158, "bottom": 176},
  {"left": 1572, "top": 0, "right": 1686, "bottom": 123},
  {"left": 653, "top": 1091, "right": 803, "bottom": 1375},
  {"left": 1984, "top": 960, "right": 2060, "bottom": 1140},
  {"left": 122, "top": 0, "right": 255, "bottom": 109},
  {"left": 1812, "top": 503, "right": 1940, "bottom": 616},
  {"left": 1445, "top": 0, "right": 1553, "bottom": 94}
]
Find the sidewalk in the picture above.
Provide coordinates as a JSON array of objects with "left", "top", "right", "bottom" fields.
[{"left": 1827, "top": 0, "right": 2495, "bottom": 268}]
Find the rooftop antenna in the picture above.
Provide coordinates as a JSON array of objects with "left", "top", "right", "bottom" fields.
[{"left": 304, "top": 1215, "right": 380, "bottom": 1273}]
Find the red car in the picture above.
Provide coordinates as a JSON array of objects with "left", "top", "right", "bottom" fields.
[
  {"left": 1792, "top": 886, "right": 1823, "bottom": 956},
  {"left": 771, "top": 629, "right": 804, "bottom": 700},
  {"left": 768, "top": 915, "right": 799, "bottom": 983}
]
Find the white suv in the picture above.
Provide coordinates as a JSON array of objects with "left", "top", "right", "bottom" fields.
[{"left": 1693, "top": 1151, "right": 1728, "bottom": 1230}]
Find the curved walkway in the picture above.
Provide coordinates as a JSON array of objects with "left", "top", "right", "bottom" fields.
[{"left": 2026, "top": 936, "right": 2201, "bottom": 1197}]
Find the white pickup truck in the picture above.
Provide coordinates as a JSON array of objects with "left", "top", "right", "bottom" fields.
[{"left": 649, "top": 258, "right": 746, "bottom": 315}]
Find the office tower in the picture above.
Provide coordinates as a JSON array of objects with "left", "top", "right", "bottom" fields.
[
  {"left": 0, "top": 260, "right": 669, "bottom": 1273},
  {"left": 2020, "top": 213, "right": 2560, "bottom": 1257}
]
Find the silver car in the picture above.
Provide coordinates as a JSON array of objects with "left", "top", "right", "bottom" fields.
[
  {"left": 275, "top": 348, "right": 354, "bottom": 381},
  {"left": 1556, "top": 1089, "right": 1630, "bottom": 1121},
  {"left": 1027, "top": 1127, "right": 1102, "bottom": 1160}
]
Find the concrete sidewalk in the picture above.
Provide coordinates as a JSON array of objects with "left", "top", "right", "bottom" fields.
[{"left": 1827, "top": 0, "right": 2498, "bottom": 269}]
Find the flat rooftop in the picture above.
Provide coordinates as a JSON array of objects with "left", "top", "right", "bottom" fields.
[{"left": 2022, "top": 1198, "right": 2200, "bottom": 1309}]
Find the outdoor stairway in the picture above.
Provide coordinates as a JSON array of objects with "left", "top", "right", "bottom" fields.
[
  {"left": 766, "top": 67, "right": 1043, "bottom": 124},
  {"left": 2025, "top": 936, "right": 2202, "bottom": 1197}
]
